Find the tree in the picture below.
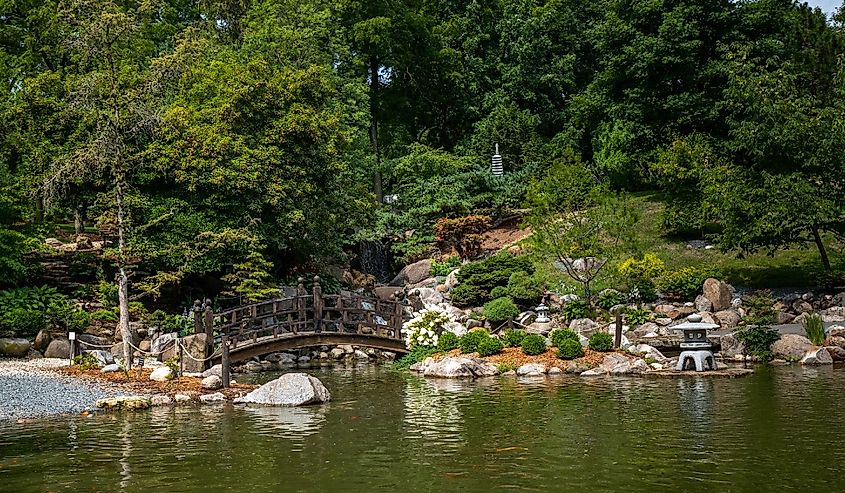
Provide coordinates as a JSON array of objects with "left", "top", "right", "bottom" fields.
[{"left": 527, "top": 155, "right": 638, "bottom": 300}]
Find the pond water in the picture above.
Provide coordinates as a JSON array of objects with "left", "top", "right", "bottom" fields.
[{"left": 2, "top": 365, "right": 844, "bottom": 492}]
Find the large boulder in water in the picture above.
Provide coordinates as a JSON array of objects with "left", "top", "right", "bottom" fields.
[
  {"left": 411, "top": 356, "right": 497, "bottom": 378},
  {"left": 0, "top": 338, "right": 31, "bottom": 357},
  {"left": 234, "top": 373, "right": 331, "bottom": 406},
  {"left": 771, "top": 334, "right": 813, "bottom": 361}
]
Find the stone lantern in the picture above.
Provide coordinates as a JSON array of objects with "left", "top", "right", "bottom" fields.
[
  {"left": 672, "top": 314, "right": 719, "bottom": 371},
  {"left": 535, "top": 303, "right": 550, "bottom": 324}
]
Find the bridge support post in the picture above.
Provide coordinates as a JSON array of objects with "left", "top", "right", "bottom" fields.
[
  {"left": 204, "top": 299, "right": 214, "bottom": 368},
  {"left": 313, "top": 276, "right": 323, "bottom": 332},
  {"left": 221, "top": 336, "right": 230, "bottom": 389},
  {"left": 614, "top": 312, "right": 623, "bottom": 349}
]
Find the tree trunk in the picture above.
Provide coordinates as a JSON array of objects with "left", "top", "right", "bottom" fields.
[
  {"left": 812, "top": 227, "right": 832, "bottom": 272},
  {"left": 369, "top": 56, "right": 383, "bottom": 203},
  {"left": 74, "top": 205, "right": 84, "bottom": 235},
  {"left": 116, "top": 178, "right": 133, "bottom": 369}
]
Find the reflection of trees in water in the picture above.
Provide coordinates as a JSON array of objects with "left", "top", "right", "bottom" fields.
[
  {"left": 402, "top": 376, "right": 466, "bottom": 448},
  {"left": 242, "top": 405, "right": 328, "bottom": 441}
]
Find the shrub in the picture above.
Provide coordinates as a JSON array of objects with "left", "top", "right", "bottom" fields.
[
  {"left": 0, "top": 308, "right": 47, "bottom": 338},
  {"left": 437, "top": 331, "right": 460, "bottom": 352},
  {"left": 434, "top": 215, "right": 490, "bottom": 259},
  {"left": 164, "top": 356, "right": 179, "bottom": 378},
  {"left": 483, "top": 297, "right": 520, "bottom": 324},
  {"left": 149, "top": 309, "right": 168, "bottom": 326},
  {"left": 449, "top": 284, "right": 485, "bottom": 307},
  {"left": 550, "top": 329, "right": 579, "bottom": 348},
  {"left": 521, "top": 334, "right": 547, "bottom": 355},
  {"left": 128, "top": 301, "right": 147, "bottom": 319},
  {"left": 392, "top": 346, "right": 439, "bottom": 370},
  {"left": 497, "top": 362, "right": 518, "bottom": 374},
  {"left": 596, "top": 290, "right": 624, "bottom": 311},
  {"left": 91, "top": 309, "right": 119, "bottom": 322},
  {"left": 743, "top": 290, "right": 776, "bottom": 326},
  {"left": 73, "top": 352, "right": 99, "bottom": 370},
  {"left": 734, "top": 326, "right": 780, "bottom": 362},
  {"left": 430, "top": 256, "right": 462, "bottom": 277},
  {"left": 403, "top": 308, "right": 452, "bottom": 349},
  {"left": 489, "top": 286, "right": 510, "bottom": 299},
  {"left": 588, "top": 332, "right": 614, "bottom": 352},
  {"left": 625, "top": 307, "right": 651, "bottom": 327},
  {"left": 656, "top": 267, "right": 717, "bottom": 300},
  {"left": 506, "top": 271, "right": 544, "bottom": 304},
  {"left": 457, "top": 253, "right": 533, "bottom": 293},
  {"left": 803, "top": 313, "right": 825, "bottom": 346},
  {"left": 460, "top": 330, "right": 490, "bottom": 354},
  {"left": 562, "top": 299, "right": 589, "bottom": 321},
  {"left": 557, "top": 338, "right": 584, "bottom": 360},
  {"left": 501, "top": 329, "right": 526, "bottom": 347},
  {"left": 618, "top": 253, "right": 665, "bottom": 297},
  {"left": 477, "top": 337, "right": 504, "bottom": 357},
  {"left": 96, "top": 280, "right": 119, "bottom": 307}
]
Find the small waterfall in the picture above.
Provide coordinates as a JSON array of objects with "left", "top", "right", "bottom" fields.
[{"left": 358, "top": 240, "right": 393, "bottom": 283}]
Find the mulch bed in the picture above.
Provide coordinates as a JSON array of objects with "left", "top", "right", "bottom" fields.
[{"left": 54, "top": 366, "right": 256, "bottom": 399}]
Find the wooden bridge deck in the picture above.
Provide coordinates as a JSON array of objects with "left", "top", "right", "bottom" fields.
[{"left": 195, "top": 277, "right": 409, "bottom": 365}]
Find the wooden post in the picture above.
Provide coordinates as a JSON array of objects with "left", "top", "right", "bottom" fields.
[
  {"left": 221, "top": 336, "right": 230, "bottom": 389},
  {"left": 614, "top": 312, "right": 623, "bottom": 349},
  {"left": 204, "top": 299, "right": 214, "bottom": 368},
  {"left": 296, "top": 277, "right": 306, "bottom": 334},
  {"left": 393, "top": 300, "right": 404, "bottom": 339},
  {"left": 177, "top": 334, "right": 184, "bottom": 377},
  {"left": 193, "top": 299, "right": 202, "bottom": 334},
  {"left": 313, "top": 276, "right": 323, "bottom": 332}
]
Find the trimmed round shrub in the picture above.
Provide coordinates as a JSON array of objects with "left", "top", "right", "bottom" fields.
[
  {"left": 588, "top": 332, "right": 614, "bottom": 352},
  {"left": 459, "top": 330, "right": 490, "bottom": 354},
  {"left": 489, "top": 286, "right": 510, "bottom": 299},
  {"left": 437, "top": 331, "right": 460, "bottom": 352},
  {"left": 550, "top": 329, "right": 579, "bottom": 348},
  {"left": 521, "top": 334, "right": 547, "bottom": 356},
  {"left": 483, "top": 297, "right": 520, "bottom": 324},
  {"left": 557, "top": 338, "right": 584, "bottom": 360},
  {"left": 501, "top": 329, "right": 526, "bottom": 347},
  {"left": 477, "top": 337, "right": 504, "bottom": 357},
  {"left": 506, "top": 271, "right": 544, "bottom": 304},
  {"left": 449, "top": 284, "right": 485, "bottom": 307}
]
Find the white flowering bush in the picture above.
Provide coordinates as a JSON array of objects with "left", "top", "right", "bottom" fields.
[{"left": 402, "top": 307, "right": 452, "bottom": 349}]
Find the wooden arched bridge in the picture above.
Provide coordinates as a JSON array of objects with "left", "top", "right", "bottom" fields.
[{"left": 198, "top": 277, "right": 409, "bottom": 366}]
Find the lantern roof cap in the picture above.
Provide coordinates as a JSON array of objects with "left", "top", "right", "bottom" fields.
[{"left": 672, "top": 313, "right": 720, "bottom": 331}]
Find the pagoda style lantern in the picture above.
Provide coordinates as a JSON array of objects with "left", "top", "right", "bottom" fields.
[
  {"left": 491, "top": 144, "right": 504, "bottom": 176},
  {"left": 672, "top": 314, "right": 719, "bottom": 371},
  {"left": 535, "top": 303, "right": 550, "bottom": 324}
]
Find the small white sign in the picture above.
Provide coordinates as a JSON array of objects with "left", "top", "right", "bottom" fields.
[{"left": 68, "top": 332, "right": 76, "bottom": 341}]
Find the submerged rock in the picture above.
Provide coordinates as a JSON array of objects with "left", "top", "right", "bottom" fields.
[
  {"left": 234, "top": 373, "right": 331, "bottom": 406},
  {"left": 96, "top": 396, "right": 151, "bottom": 411},
  {"left": 200, "top": 392, "right": 226, "bottom": 404}
]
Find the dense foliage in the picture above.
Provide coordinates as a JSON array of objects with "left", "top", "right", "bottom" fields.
[
  {"left": 459, "top": 330, "right": 490, "bottom": 354},
  {"left": 2, "top": 0, "right": 844, "bottom": 302},
  {"left": 550, "top": 329, "right": 580, "bottom": 348},
  {"left": 482, "top": 297, "right": 520, "bottom": 325},
  {"left": 588, "top": 332, "right": 614, "bottom": 352},
  {"left": 557, "top": 339, "right": 584, "bottom": 360},
  {"left": 520, "top": 334, "right": 547, "bottom": 356}
]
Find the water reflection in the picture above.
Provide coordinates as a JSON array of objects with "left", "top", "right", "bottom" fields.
[
  {"left": 241, "top": 405, "right": 327, "bottom": 439},
  {"left": 403, "top": 377, "right": 464, "bottom": 447}
]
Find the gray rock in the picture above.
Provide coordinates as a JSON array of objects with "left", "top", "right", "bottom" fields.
[
  {"left": 703, "top": 278, "right": 732, "bottom": 312},
  {"left": 44, "top": 338, "right": 71, "bottom": 359},
  {"left": 548, "top": 367, "right": 563, "bottom": 375},
  {"left": 83, "top": 350, "right": 113, "bottom": 367},
  {"left": 151, "top": 395, "right": 173, "bottom": 406},
  {"left": 820, "top": 306, "right": 845, "bottom": 323},
  {"left": 516, "top": 363, "right": 546, "bottom": 376},
  {"left": 149, "top": 366, "right": 173, "bottom": 382},
  {"left": 628, "top": 344, "right": 667, "bottom": 362},
  {"left": 174, "top": 394, "right": 191, "bottom": 403},
  {"left": 297, "top": 355, "right": 311, "bottom": 365},
  {"left": 800, "top": 347, "right": 833, "bottom": 365},
  {"left": 180, "top": 333, "right": 208, "bottom": 373},
  {"left": 776, "top": 311, "right": 796, "bottom": 324},
  {"left": 354, "top": 349, "right": 370, "bottom": 360},
  {"left": 200, "top": 392, "right": 226, "bottom": 404},
  {"left": 569, "top": 318, "right": 598, "bottom": 334},
  {"left": 380, "top": 351, "right": 396, "bottom": 362},
  {"left": 526, "top": 321, "right": 553, "bottom": 336},
  {"left": 771, "top": 334, "right": 812, "bottom": 361},
  {"left": 409, "top": 287, "right": 444, "bottom": 306},
  {"left": 444, "top": 270, "right": 459, "bottom": 290},
  {"left": 580, "top": 367, "right": 608, "bottom": 377},
  {"left": 202, "top": 364, "right": 222, "bottom": 378},
  {"left": 714, "top": 309, "right": 741, "bottom": 329},
  {"left": 694, "top": 295, "right": 713, "bottom": 313},
  {"left": 77, "top": 333, "right": 110, "bottom": 348},
  {"left": 389, "top": 259, "right": 433, "bottom": 286},
  {"left": 0, "top": 338, "right": 31, "bottom": 358},
  {"left": 329, "top": 347, "right": 345, "bottom": 359},
  {"left": 234, "top": 373, "right": 331, "bottom": 406},
  {"left": 633, "top": 322, "right": 660, "bottom": 338},
  {"left": 202, "top": 374, "right": 222, "bottom": 390},
  {"left": 101, "top": 364, "right": 121, "bottom": 373},
  {"left": 33, "top": 330, "right": 52, "bottom": 351},
  {"left": 414, "top": 356, "right": 498, "bottom": 378},
  {"left": 264, "top": 353, "right": 283, "bottom": 363},
  {"left": 600, "top": 353, "right": 632, "bottom": 374},
  {"left": 719, "top": 333, "right": 745, "bottom": 358}
]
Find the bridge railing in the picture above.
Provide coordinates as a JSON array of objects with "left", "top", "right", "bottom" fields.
[{"left": 208, "top": 276, "right": 406, "bottom": 350}]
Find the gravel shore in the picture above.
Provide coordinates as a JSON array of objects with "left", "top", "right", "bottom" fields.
[{"left": 0, "top": 358, "right": 129, "bottom": 421}]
